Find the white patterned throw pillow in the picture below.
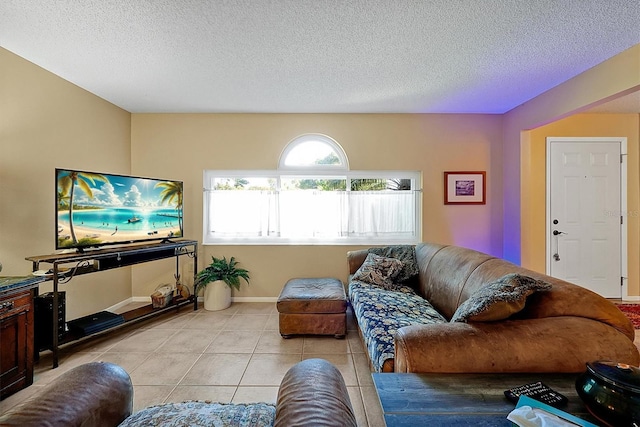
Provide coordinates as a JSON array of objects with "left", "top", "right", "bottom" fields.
[{"left": 352, "top": 253, "right": 404, "bottom": 289}]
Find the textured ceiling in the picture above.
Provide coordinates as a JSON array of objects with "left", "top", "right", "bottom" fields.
[{"left": 1, "top": 0, "right": 639, "bottom": 114}]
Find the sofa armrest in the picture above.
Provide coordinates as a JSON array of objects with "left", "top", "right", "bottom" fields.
[
  {"left": 347, "top": 249, "right": 369, "bottom": 275},
  {"left": 395, "top": 318, "right": 640, "bottom": 373},
  {"left": 0, "top": 361, "right": 133, "bottom": 427},
  {"left": 275, "top": 358, "right": 357, "bottom": 427}
]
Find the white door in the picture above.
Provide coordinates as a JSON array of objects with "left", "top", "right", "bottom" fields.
[{"left": 547, "top": 138, "right": 624, "bottom": 298}]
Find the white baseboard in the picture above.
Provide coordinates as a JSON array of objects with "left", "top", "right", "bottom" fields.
[
  {"left": 108, "top": 296, "right": 277, "bottom": 312},
  {"left": 105, "top": 297, "right": 151, "bottom": 312},
  {"left": 622, "top": 296, "right": 640, "bottom": 302}
]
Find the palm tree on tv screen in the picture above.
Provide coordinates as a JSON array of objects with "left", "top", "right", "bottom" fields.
[
  {"left": 57, "top": 190, "right": 70, "bottom": 209},
  {"left": 58, "top": 171, "right": 108, "bottom": 244},
  {"left": 155, "top": 181, "right": 183, "bottom": 234}
]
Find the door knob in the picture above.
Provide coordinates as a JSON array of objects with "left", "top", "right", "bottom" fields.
[{"left": 553, "top": 230, "right": 566, "bottom": 236}]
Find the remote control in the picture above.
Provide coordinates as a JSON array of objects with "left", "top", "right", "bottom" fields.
[{"left": 504, "top": 381, "right": 568, "bottom": 408}]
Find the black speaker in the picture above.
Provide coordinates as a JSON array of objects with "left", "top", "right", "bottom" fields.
[{"left": 34, "top": 292, "right": 66, "bottom": 350}]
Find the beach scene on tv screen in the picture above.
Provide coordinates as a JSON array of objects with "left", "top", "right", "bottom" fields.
[{"left": 57, "top": 170, "right": 183, "bottom": 248}]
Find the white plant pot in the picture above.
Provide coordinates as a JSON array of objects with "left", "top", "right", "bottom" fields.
[{"left": 203, "top": 280, "right": 232, "bottom": 311}]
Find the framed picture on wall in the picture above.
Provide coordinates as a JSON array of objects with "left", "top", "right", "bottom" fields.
[{"left": 444, "top": 171, "right": 486, "bottom": 205}]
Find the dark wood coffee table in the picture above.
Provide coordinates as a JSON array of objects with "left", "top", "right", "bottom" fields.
[{"left": 372, "top": 372, "right": 600, "bottom": 426}]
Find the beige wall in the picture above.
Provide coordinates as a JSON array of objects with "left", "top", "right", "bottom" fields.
[
  {"left": 130, "top": 113, "right": 504, "bottom": 298},
  {"left": 503, "top": 44, "right": 640, "bottom": 265},
  {"left": 0, "top": 48, "right": 132, "bottom": 319},
  {"left": 2, "top": 42, "right": 639, "bottom": 314},
  {"left": 521, "top": 113, "right": 640, "bottom": 297}
]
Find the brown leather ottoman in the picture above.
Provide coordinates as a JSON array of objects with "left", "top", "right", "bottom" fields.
[{"left": 277, "top": 278, "right": 347, "bottom": 339}]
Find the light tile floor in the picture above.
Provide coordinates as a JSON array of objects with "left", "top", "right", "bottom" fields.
[
  {"left": 4, "top": 302, "right": 638, "bottom": 426},
  {"left": 0, "top": 302, "right": 385, "bottom": 427}
]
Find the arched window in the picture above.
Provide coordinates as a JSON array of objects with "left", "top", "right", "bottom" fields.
[
  {"left": 279, "top": 134, "right": 348, "bottom": 170},
  {"left": 203, "top": 134, "right": 421, "bottom": 245}
]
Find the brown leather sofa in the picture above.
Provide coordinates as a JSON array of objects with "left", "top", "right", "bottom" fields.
[
  {"left": 0, "top": 358, "right": 356, "bottom": 427},
  {"left": 348, "top": 242, "right": 640, "bottom": 373}
]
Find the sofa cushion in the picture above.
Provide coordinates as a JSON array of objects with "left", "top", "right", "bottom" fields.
[
  {"left": 450, "top": 273, "right": 552, "bottom": 322},
  {"left": 352, "top": 253, "right": 403, "bottom": 289},
  {"left": 348, "top": 280, "right": 447, "bottom": 371},
  {"left": 415, "top": 243, "right": 495, "bottom": 319},
  {"left": 119, "top": 401, "right": 276, "bottom": 426},
  {"left": 368, "top": 245, "right": 418, "bottom": 283}
]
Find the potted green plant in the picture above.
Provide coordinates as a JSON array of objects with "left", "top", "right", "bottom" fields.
[{"left": 195, "top": 256, "right": 250, "bottom": 311}]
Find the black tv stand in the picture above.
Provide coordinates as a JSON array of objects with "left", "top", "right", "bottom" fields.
[{"left": 26, "top": 239, "right": 198, "bottom": 368}]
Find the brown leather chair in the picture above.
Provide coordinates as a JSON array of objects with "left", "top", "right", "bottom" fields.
[
  {"left": 0, "top": 361, "right": 133, "bottom": 426},
  {"left": 0, "top": 358, "right": 356, "bottom": 427},
  {"left": 276, "top": 358, "right": 357, "bottom": 427}
]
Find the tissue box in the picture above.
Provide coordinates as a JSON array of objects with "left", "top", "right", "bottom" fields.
[{"left": 510, "top": 395, "right": 598, "bottom": 427}]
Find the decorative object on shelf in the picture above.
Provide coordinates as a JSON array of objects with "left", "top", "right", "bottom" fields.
[
  {"left": 195, "top": 256, "right": 250, "bottom": 311},
  {"left": 175, "top": 273, "right": 191, "bottom": 299},
  {"left": 575, "top": 360, "right": 640, "bottom": 426},
  {"left": 444, "top": 171, "right": 486, "bottom": 205},
  {"left": 151, "top": 284, "right": 174, "bottom": 308}
]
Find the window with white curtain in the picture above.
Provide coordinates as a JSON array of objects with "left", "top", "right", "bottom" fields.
[{"left": 203, "top": 135, "right": 421, "bottom": 245}]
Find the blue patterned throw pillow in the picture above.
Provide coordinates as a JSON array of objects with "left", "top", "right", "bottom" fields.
[
  {"left": 352, "top": 253, "right": 404, "bottom": 289},
  {"left": 451, "top": 273, "right": 552, "bottom": 322}
]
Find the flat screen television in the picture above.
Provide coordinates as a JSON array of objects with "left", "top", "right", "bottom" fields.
[{"left": 56, "top": 168, "right": 183, "bottom": 250}]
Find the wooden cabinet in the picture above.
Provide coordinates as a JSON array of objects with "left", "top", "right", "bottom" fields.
[{"left": 0, "top": 289, "right": 34, "bottom": 400}]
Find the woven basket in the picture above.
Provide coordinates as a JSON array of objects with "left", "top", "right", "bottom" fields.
[{"left": 151, "top": 284, "right": 174, "bottom": 308}]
